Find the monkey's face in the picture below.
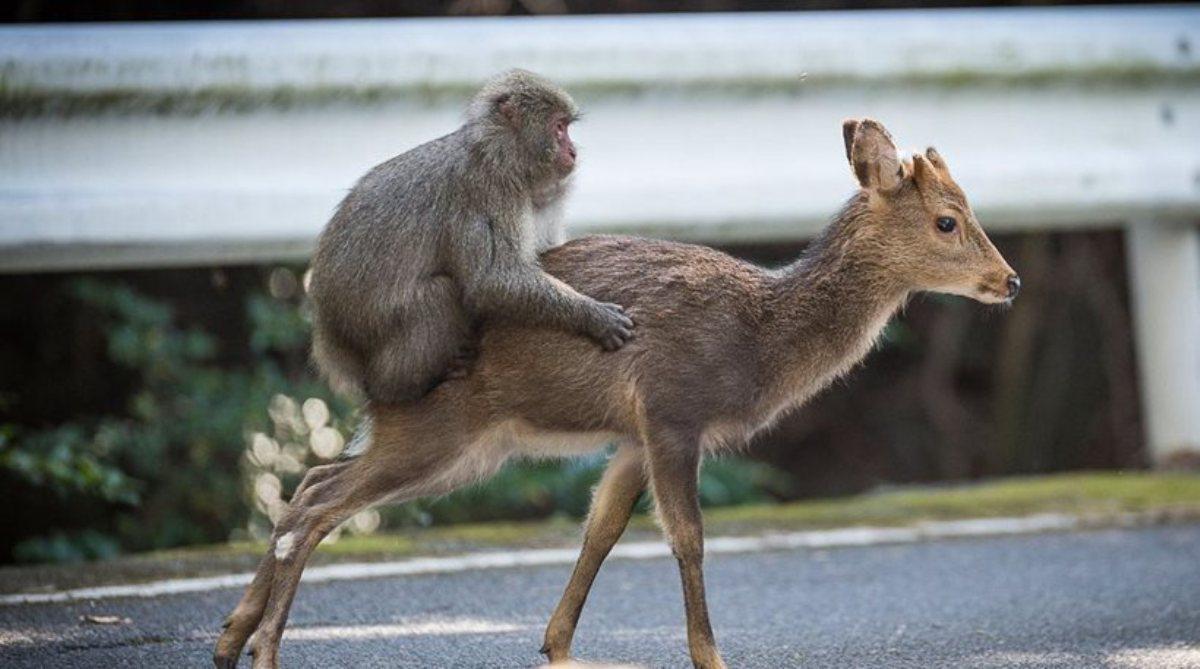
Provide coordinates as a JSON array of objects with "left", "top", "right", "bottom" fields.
[
  {"left": 550, "top": 113, "right": 577, "bottom": 177},
  {"left": 478, "top": 70, "right": 581, "bottom": 183}
]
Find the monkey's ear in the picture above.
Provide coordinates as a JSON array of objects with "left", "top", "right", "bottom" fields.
[
  {"left": 848, "top": 119, "right": 903, "bottom": 193},
  {"left": 495, "top": 94, "right": 520, "bottom": 127}
]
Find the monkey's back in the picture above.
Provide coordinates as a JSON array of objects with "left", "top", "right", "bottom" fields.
[
  {"left": 307, "top": 131, "right": 474, "bottom": 394},
  {"left": 310, "top": 131, "right": 468, "bottom": 313}
]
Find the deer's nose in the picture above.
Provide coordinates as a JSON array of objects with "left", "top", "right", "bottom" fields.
[{"left": 1006, "top": 274, "right": 1022, "bottom": 299}]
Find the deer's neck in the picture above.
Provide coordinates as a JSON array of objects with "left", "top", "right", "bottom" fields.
[{"left": 764, "top": 195, "right": 909, "bottom": 406}]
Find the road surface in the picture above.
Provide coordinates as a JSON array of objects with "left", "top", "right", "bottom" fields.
[{"left": 2, "top": 524, "right": 1198, "bottom": 668}]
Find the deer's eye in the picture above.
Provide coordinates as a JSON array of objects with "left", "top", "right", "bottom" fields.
[{"left": 936, "top": 216, "right": 957, "bottom": 233}]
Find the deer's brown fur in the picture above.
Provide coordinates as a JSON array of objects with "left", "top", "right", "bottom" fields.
[{"left": 215, "top": 118, "right": 1018, "bottom": 669}]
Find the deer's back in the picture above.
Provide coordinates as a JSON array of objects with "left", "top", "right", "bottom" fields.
[{"left": 470, "top": 236, "right": 777, "bottom": 433}]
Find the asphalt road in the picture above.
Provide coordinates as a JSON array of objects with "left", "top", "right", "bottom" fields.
[{"left": 2, "top": 524, "right": 1198, "bottom": 668}]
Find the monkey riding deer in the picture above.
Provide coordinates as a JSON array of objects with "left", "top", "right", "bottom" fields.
[
  {"left": 214, "top": 118, "right": 1019, "bottom": 669},
  {"left": 307, "top": 69, "right": 634, "bottom": 406}
]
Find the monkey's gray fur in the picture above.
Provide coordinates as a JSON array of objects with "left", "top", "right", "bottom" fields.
[{"left": 308, "top": 69, "right": 634, "bottom": 405}]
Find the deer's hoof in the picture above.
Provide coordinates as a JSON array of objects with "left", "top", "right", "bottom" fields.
[
  {"left": 247, "top": 644, "right": 280, "bottom": 669},
  {"left": 538, "top": 642, "right": 573, "bottom": 664}
]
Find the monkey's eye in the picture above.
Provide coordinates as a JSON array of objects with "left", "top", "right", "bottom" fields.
[{"left": 935, "top": 216, "right": 957, "bottom": 233}]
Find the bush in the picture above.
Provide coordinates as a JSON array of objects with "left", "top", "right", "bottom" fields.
[{"left": 0, "top": 277, "right": 342, "bottom": 561}]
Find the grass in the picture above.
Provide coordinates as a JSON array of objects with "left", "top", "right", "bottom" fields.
[
  {"left": 3, "top": 471, "right": 1198, "bottom": 595},
  {"left": 697, "top": 471, "right": 1200, "bottom": 533},
  {"left": 219, "top": 517, "right": 585, "bottom": 560}
]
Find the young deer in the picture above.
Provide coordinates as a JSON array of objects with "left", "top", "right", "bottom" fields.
[{"left": 214, "top": 118, "right": 1019, "bottom": 669}]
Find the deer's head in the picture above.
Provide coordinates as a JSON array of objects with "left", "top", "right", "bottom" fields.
[{"left": 842, "top": 118, "right": 1019, "bottom": 304}]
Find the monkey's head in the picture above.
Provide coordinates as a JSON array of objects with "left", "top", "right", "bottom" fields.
[
  {"left": 841, "top": 118, "right": 1020, "bottom": 305},
  {"left": 468, "top": 69, "right": 581, "bottom": 183}
]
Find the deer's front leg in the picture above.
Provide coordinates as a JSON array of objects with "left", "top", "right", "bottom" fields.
[
  {"left": 542, "top": 446, "right": 646, "bottom": 663},
  {"left": 645, "top": 428, "right": 727, "bottom": 669}
]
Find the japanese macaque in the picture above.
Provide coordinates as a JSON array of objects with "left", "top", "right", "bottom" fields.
[{"left": 308, "top": 69, "right": 633, "bottom": 404}]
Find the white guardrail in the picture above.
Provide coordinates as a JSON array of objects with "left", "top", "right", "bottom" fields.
[{"left": 0, "top": 6, "right": 1197, "bottom": 460}]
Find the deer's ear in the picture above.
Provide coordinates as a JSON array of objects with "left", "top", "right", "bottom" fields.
[
  {"left": 849, "top": 119, "right": 903, "bottom": 193},
  {"left": 841, "top": 119, "right": 860, "bottom": 164}
]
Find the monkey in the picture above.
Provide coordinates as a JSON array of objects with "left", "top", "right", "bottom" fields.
[{"left": 307, "top": 69, "right": 634, "bottom": 405}]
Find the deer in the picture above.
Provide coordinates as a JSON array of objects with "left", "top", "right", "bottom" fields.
[{"left": 214, "top": 118, "right": 1019, "bottom": 669}]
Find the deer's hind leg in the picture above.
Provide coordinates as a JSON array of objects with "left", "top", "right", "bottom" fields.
[
  {"left": 214, "top": 460, "right": 353, "bottom": 668},
  {"left": 541, "top": 445, "right": 646, "bottom": 663},
  {"left": 239, "top": 414, "right": 499, "bottom": 669}
]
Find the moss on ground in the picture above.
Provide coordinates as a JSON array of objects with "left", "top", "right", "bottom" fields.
[
  {"left": 695, "top": 471, "right": 1200, "bottom": 532},
  {"left": 3, "top": 471, "right": 1198, "bottom": 595}
]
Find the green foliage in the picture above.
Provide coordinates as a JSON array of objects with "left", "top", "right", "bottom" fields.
[
  {"left": 385, "top": 453, "right": 794, "bottom": 529},
  {"left": 12, "top": 530, "right": 120, "bottom": 564},
  {"left": 405, "top": 456, "right": 608, "bottom": 526},
  {"left": 247, "top": 293, "right": 309, "bottom": 354},
  {"left": 697, "top": 457, "right": 794, "bottom": 506},
  {"left": 0, "top": 425, "right": 138, "bottom": 505},
  {"left": 5, "top": 276, "right": 339, "bottom": 562}
]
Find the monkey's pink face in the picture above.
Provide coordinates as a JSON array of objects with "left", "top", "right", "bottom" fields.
[{"left": 552, "top": 114, "right": 577, "bottom": 176}]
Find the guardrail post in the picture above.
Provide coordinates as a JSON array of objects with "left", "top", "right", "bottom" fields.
[{"left": 1125, "top": 222, "right": 1200, "bottom": 466}]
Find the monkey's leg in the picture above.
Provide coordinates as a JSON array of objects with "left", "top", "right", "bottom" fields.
[
  {"left": 365, "top": 276, "right": 472, "bottom": 404},
  {"left": 541, "top": 446, "right": 646, "bottom": 663},
  {"left": 246, "top": 419, "right": 494, "bottom": 669},
  {"left": 213, "top": 461, "right": 352, "bottom": 668},
  {"left": 644, "top": 426, "right": 727, "bottom": 669}
]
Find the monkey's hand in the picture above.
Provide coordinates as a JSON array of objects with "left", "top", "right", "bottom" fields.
[{"left": 584, "top": 301, "right": 635, "bottom": 351}]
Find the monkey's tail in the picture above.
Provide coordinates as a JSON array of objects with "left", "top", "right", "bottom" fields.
[{"left": 339, "top": 411, "right": 374, "bottom": 461}]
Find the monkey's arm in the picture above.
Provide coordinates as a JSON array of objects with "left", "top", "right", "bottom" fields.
[{"left": 449, "top": 217, "right": 634, "bottom": 351}]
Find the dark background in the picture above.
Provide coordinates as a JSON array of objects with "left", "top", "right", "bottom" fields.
[{"left": 3, "top": 0, "right": 1187, "bottom": 23}]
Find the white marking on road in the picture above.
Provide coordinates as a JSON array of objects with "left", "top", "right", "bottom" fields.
[
  {"left": 0, "top": 513, "right": 1080, "bottom": 606},
  {"left": 0, "top": 617, "right": 527, "bottom": 648},
  {"left": 283, "top": 618, "right": 526, "bottom": 640},
  {"left": 274, "top": 532, "right": 295, "bottom": 561},
  {"left": 1108, "top": 646, "right": 1200, "bottom": 668}
]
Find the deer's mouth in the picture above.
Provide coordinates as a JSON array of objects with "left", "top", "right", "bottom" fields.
[{"left": 975, "top": 282, "right": 1014, "bottom": 305}]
